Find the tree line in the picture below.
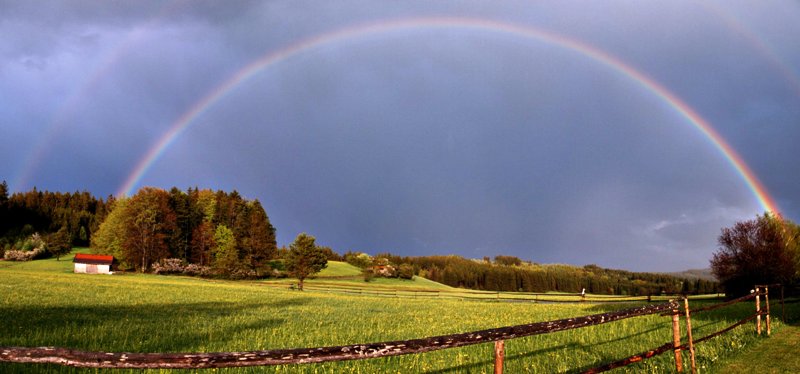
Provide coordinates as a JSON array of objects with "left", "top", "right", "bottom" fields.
[
  {"left": 91, "top": 186, "right": 277, "bottom": 278},
  {"left": 0, "top": 181, "right": 107, "bottom": 259},
  {"left": 345, "top": 251, "right": 718, "bottom": 295}
]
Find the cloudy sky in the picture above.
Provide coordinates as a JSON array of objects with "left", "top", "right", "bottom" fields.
[{"left": 2, "top": 1, "right": 798, "bottom": 271}]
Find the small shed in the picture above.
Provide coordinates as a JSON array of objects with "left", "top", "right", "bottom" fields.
[{"left": 73, "top": 253, "right": 114, "bottom": 274}]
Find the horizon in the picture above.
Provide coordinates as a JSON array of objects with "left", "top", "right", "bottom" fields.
[{"left": 2, "top": 1, "right": 799, "bottom": 272}]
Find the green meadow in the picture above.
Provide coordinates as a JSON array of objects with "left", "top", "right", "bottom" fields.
[{"left": 1, "top": 250, "right": 791, "bottom": 373}]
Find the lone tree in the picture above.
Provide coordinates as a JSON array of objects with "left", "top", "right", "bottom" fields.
[
  {"left": 285, "top": 233, "right": 328, "bottom": 290},
  {"left": 46, "top": 226, "right": 73, "bottom": 261},
  {"left": 710, "top": 213, "right": 799, "bottom": 297}
]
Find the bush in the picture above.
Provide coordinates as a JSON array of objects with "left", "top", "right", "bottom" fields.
[
  {"left": 4, "top": 247, "right": 46, "bottom": 261},
  {"left": 183, "top": 263, "right": 213, "bottom": 277},
  {"left": 152, "top": 258, "right": 186, "bottom": 275},
  {"left": 398, "top": 263, "right": 415, "bottom": 279},
  {"left": 345, "top": 252, "right": 373, "bottom": 268},
  {"left": 152, "top": 259, "right": 214, "bottom": 277},
  {"left": 362, "top": 268, "right": 374, "bottom": 282},
  {"left": 228, "top": 268, "right": 259, "bottom": 280},
  {"left": 3, "top": 233, "right": 48, "bottom": 261}
]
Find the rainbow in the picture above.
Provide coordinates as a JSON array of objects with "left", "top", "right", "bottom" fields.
[
  {"left": 699, "top": 2, "right": 800, "bottom": 100},
  {"left": 11, "top": 1, "right": 188, "bottom": 192},
  {"left": 116, "top": 16, "right": 780, "bottom": 215}
]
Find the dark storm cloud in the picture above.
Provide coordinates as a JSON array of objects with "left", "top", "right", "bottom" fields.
[{"left": 2, "top": 1, "right": 799, "bottom": 271}]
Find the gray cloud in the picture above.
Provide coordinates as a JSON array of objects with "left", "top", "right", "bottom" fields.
[{"left": 2, "top": 1, "right": 799, "bottom": 271}]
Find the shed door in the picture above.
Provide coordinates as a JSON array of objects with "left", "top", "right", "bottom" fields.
[{"left": 86, "top": 264, "right": 98, "bottom": 274}]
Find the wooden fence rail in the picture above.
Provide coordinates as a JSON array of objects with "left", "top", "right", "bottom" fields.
[{"left": 0, "top": 301, "right": 678, "bottom": 369}]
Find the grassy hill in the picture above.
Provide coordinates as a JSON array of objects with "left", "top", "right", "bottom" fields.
[
  {"left": 316, "top": 260, "right": 362, "bottom": 277},
  {"left": 268, "top": 260, "right": 456, "bottom": 291}
]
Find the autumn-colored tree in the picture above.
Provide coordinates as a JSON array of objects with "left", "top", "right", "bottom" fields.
[
  {"left": 124, "top": 187, "right": 176, "bottom": 272},
  {"left": 711, "top": 213, "right": 799, "bottom": 297},
  {"left": 285, "top": 233, "right": 328, "bottom": 290},
  {"left": 190, "top": 221, "right": 215, "bottom": 266}
]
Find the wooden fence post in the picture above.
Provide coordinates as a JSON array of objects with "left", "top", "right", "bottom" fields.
[
  {"left": 765, "top": 286, "right": 771, "bottom": 336},
  {"left": 671, "top": 308, "right": 683, "bottom": 372},
  {"left": 755, "top": 287, "right": 761, "bottom": 335},
  {"left": 494, "top": 340, "right": 505, "bottom": 374},
  {"left": 683, "top": 298, "right": 696, "bottom": 374}
]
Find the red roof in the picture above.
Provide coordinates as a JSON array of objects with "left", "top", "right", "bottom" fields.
[{"left": 73, "top": 253, "right": 114, "bottom": 265}]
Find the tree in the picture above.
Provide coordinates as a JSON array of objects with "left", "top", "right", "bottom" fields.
[
  {"left": 238, "top": 200, "right": 277, "bottom": 274},
  {"left": 46, "top": 226, "right": 72, "bottom": 260},
  {"left": 190, "top": 221, "right": 215, "bottom": 266},
  {"left": 124, "top": 187, "right": 176, "bottom": 272},
  {"left": 494, "top": 255, "right": 522, "bottom": 266},
  {"left": 91, "top": 198, "right": 131, "bottom": 269},
  {"left": 212, "top": 224, "right": 239, "bottom": 275},
  {"left": 710, "top": 213, "right": 799, "bottom": 297},
  {"left": 285, "top": 233, "right": 327, "bottom": 290}
]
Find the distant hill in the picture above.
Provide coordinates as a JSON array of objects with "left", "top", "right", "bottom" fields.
[{"left": 669, "top": 268, "right": 717, "bottom": 282}]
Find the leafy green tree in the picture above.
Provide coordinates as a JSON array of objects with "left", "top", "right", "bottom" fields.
[
  {"left": 711, "top": 213, "right": 799, "bottom": 297},
  {"left": 285, "top": 233, "right": 327, "bottom": 290},
  {"left": 212, "top": 224, "right": 239, "bottom": 275},
  {"left": 90, "top": 198, "right": 131, "bottom": 269}
]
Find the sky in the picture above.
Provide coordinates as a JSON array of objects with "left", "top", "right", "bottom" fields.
[{"left": 2, "top": 1, "right": 799, "bottom": 272}]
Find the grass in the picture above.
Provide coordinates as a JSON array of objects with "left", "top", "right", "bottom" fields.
[
  {"left": 315, "top": 261, "right": 362, "bottom": 277},
  {"left": 709, "top": 316, "right": 800, "bottom": 373},
  {"left": 0, "top": 250, "right": 793, "bottom": 373}
]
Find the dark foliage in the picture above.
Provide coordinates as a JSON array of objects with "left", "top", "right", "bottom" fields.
[
  {"left": 376, "top": 253, "right": 718, "bottom": 295},
  {"left": 711, "top": 213, "right": 799, "bottom": 297},
  {"left": 0, "top": 181, "right": 104, "bottom": 252}
]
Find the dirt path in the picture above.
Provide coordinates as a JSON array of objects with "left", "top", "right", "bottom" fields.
[{"left": 711, "top": 324, "right": 800, "bottom": 373}]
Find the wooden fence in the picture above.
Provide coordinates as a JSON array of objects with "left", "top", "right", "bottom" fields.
[{"left": 0, "top": 286, "right": 780, "bottom": 372}]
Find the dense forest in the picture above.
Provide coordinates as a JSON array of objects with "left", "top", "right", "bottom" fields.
[
  {"left": 2, "top": 182, "right": 717, "bottom": 293},
  {"left": 91, "top": 186, "right": 277, "bottom": 278},
  {"left": 0, "top": 181, "right": 107, "bottom": 256},
  {"left": 0, "top": 182, "right": 277, "bottom": 278}
]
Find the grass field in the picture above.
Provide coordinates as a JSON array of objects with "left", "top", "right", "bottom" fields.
[{"left": 0, "top": 250, "right": 793, "bottom": 373}]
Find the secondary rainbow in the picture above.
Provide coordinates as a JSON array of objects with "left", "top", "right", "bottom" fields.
[
  {"left": 12, "top": 0, "right": 190, "bottom": 193},
  {"left": 117, "top": 16, "right": 780, "bottom": 215}
]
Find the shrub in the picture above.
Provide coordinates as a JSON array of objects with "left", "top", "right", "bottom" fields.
[
  {"left": 4, "top": 247, "right": 46, "bottom": 261},
  {"left": 228, "top": 268, "right": 259, "bottom": 280},
  {"left": 183, "top": 263, "right": 213, "bottom": 277},
  {"left": 152, "top": 258, "right": 186, "bottom": 275},
  {"left": 362, "top": 268, "right": 374, "bottom": 282},
  {"left": 398, "top": 263, "right": 415, "bottom": 279}
]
